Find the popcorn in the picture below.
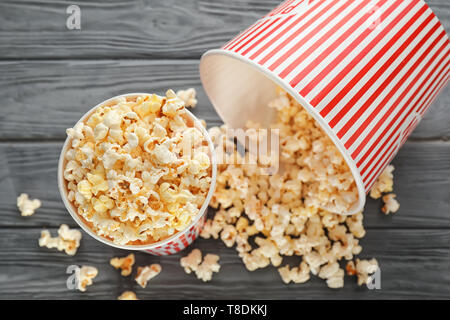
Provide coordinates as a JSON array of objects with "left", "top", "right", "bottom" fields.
[
  {"left": 63, "top": 90, "right": 212, "bottom": 245},
  {"left": 17, "top": 193, "right": 41, "bottom": 216},
  {"left": 135, "top": 264, "right": 161, "bottom": 288},
  {"left": 196, "top": 254, "right": 221, "bottom": 282},
  {"left": 381, "top": 193, "right": 400, "bottom": 214},
  {"left": 110, "top": 253, "right": 135, "bottom": 276},
  {"left": 278, "top": 262, "right": 310, "bottom": 284},
  {"left": 346, "top": 258, "right": 379, "bottom": 286},
  {"left": 370, "top": 165, "right": 395, "bottom": 199},
  {"left": 180, "top": 248, "right": 202, "bottom": 274},
  {"left": 38, "top": 224, "right": 82, "bottom": 256},
  {"left": 176, "top": 88, "right": 197, "bottom": 108},
  {"left": 75, "top": 266, "right": 98, "bottom": 292},
  {"left": 180, "top": 249, "right": 221, "bottom": 282},
  {"left": 118, "top": 291, "right": 138, "bottom": 300},
  {"left": 206, "top": 88, "right": 393, "bottom": 289}
]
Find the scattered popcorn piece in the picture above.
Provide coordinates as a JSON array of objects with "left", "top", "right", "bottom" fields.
[
  {"left": 17, "top": 193, "right": 41, "bottom": 217},
  {"left": 381, "top": 193, "right": 400, "bottom": 214},
  {"left": 347, "top": 258, "right": 379, "bottom": 286},
  {"left": 118, "top": 291, "right": 138, "bottom": 300},
  {"left": 180, "top": 249, "right": 220, "bottom": 282},
  {"left": 180, "top": 248, "right": 202, "bottom": 274},
  {"left": 278, "top": 262, "right": 310, "bottom": 284},
  {"left": 76, "top": 266, "right": 98, "bottom": 292},
  {"left": 63, "top": 91, "right": 212, "bottom": 245},
  {"left": 110, "top": 253, "right": 135, "bottom": 276},
  {"left": 370, "top": 165, "right": 395, "bottom": 199},
  {"left": 196, "top": 254, "right": 220, "bottom": 282},
  {"left": 135, "top": 264, "right": 161, "bottom": 288},
  {"left": 176, "top": 88, "right": 197, "bottom": 108},
  {"left": 38, "top": 224, "right": 82, "bottom": 256}
]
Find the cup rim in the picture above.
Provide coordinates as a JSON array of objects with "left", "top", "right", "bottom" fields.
[
  {"left": 58, "top": 92, "right": 217, "bottom": 250},
  {"left": 200, "top": 49, "right": 366, "bottom": 215}
]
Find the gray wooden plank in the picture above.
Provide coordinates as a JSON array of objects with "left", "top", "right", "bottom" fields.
[
  {"left": 0, "top": 60, "right": 448, "bottom": 140},
  {"left": 0, "top": 227, "right": 448, "bottom": 299},
  {"left": 0, "top": 140, "right": 449, "bottom": 229},
  {"left": 0, "top": 0, "right": 448, "bottom": 59}
]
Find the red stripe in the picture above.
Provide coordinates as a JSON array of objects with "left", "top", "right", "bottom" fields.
[
  {"left": 234, "top": 17, "right": 282, "bottom": 53},
  {"left": 288, "top": 0, "right": 388, "bottom": 88},
  {"left": 244, "top": 15, "right": 295, "bottom": 57},
  {"left": 308, "top": 0, "right": 418, "bottom": 112},
  {"left": 364, "top": 147, "right": 396, "bottom": 191},
  {"left": 228, "top": 20, "right": 271, "bottom": 51},
  {"left": 336, "top": 12, "right": 434, "bottom": 138},
  {"left": 359, "top": 56, "right": 450, "bottom": 174},
  {"left": 421, "top": 75, "right": 450, "bottom": 115},
  {"left": 270, "top": 0, "right": 352, "bottom": 73},
  {"left": 355, "top": 45, "right": 449, "bottom": 168},
  {"left": 299, "top": 0, "right": 404, "bottom": 98},
  {"left": 224, "top": 20, "right": 265, "bottom": 50},
  {"left": 417, "top": 69, "right": 450, "bottom": 115},
  {"left": 351, "top": 32, "right": 448, "bottom": 159},
  {"left": 324, "top": 3, "right": 428, "bottom": 125},
  {"left": 258, "top": 0, "right": 338, "bottom": 66},
  {"left": 363, "top": 138, "right": 397, "bottom": 186},
  {"left": 342, "top": 21, "right": 441, "bottom": 149},
  {"left": 250, "top": 14, "right": 300, "bottom": 61}
]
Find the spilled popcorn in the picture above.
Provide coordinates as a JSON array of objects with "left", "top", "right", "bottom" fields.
[
  {"left": 110, "top": 253, "right": 135, "bottom": 276},
  {"left": 118, "top": 291, "right": 138, "bottom": 300},
  {"left": 17, "top": 193, "right": 41, "bottom": 217},
  {"left": 180, "top": 249, "right": 220, "bottom": 282},
  {"left": 75, "top": 266, "right": 98, "bottom": 292},
  {"left": 135, "top": 264, "right": 161, "bottom": 288},
  {"left": 200, "top": 89, "right": 397, "bottom": 289},
  {"left": 381, "top": 193, "right": 400, "bottom": 215},
  {"left": 176, "top": 88, "right": 197, "bottom": 108},
  {"left": 39, "top": 224, "right": 82, "bottom": 256},
  {"left": 63, "top": 90, "right": 212, "bottom": 245}
]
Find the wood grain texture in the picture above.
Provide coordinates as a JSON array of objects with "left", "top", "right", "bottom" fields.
[
  {"left": 0, "top": 60, "right": 448, "bottom": 140},
  {"left": 0, "top": 227, "right": 449, "bottom": 300},
  {"left": 0, "top": 0, "right": 448, "bottom": 60},
  {"left": 1, "top": 141, "right": 449, "bottom": 229},
  {"left": 0, "top": 0, "right": 449, "bottom": 300}
]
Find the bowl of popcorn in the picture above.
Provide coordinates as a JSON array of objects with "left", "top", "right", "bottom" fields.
[{"left": 58, "top": 90, "right": 217, "bottom": 255}]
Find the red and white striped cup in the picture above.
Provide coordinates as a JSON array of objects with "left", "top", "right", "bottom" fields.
[
  {"left": 58, "top": 93, "right": 217, "bottom": 256},
  {"left": 200, "top": 0, "right": 450, "bottom": 215}
]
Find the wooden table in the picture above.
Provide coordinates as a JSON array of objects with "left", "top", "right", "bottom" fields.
[{"left": 0, "top": 0, "right": 449, "bottom": 300}]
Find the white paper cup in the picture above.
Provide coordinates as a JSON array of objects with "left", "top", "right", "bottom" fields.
[
  {"left": 200, "top": 0, "right": 450, "bottom": 215},
  {"left": 58, "top": 93, "right": 217, "bottom": 255}
]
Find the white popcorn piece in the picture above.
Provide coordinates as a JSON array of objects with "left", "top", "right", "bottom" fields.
[
  {"left": 196, "top": 254, "right": 220, "bottom": 282},
  {"left": 135, "top": 264, "right": 162, "bottom": 288},
  {"left": 17, "top": 193, "right": 41, "bottom": 217},
  {"left": 76, "top": 266, "right": 98, "bottom": 292},
  {"left": 180, "top": 249, "right": 221, "bottom": 282},
  {"left": 176, "top": 88, "right": 197, "bottom": 108},
  {"left": 63, "top": 90, "right": 212, "bottom": 246},
  {"left": 370, "top": 164, "right": 395, "bottom": 199},
  {"left": 118, "top": 291, "right": 138, "bottom": 300},
  {"left": 347, "top": 258, "right": 379, "bottom": 286},
  {"left": 38, "top": 224, "right": 82, "bottom": 256},
  {"left": 180, "top": 248, "right": 202, "bottom": 274},
  {"left": 110, "top": 253, "right": 135, "bottom": 276},
  {"left": 381, "top": 193, "right": 400, "bottom": 215},
  {"left": 278, "top": 262, "right": 310, "bottom": 284}
]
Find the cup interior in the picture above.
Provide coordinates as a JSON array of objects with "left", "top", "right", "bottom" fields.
[
  {"left": 58, "top": 93, "right": 217, "bottom": 250},
  {"left": 200, "top": 51, "right": 365, "bottom": 215}
]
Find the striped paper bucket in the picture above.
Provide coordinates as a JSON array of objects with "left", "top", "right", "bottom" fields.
[{"left": 200, "top": 0, "right": 450, "bottom": 215}]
